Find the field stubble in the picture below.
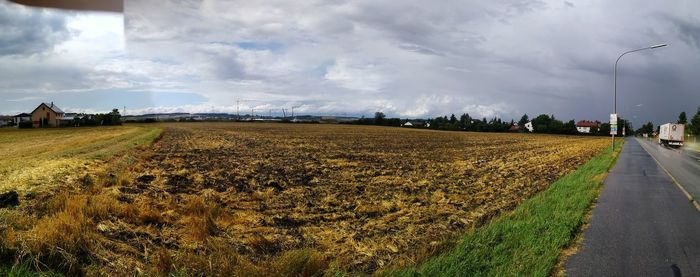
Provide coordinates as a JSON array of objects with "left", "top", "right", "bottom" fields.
[
  {"left": 0, "top": 123, "right": 608, "bottom": 275},
  {"left": 122, "top": 123, "right": 607, "bottom": 274}
]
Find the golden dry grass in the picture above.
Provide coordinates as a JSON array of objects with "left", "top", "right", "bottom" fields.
[
  {"left": 0, "top": 126, "right": 161, "bottom": 193},
  {"left": 0, "top": 123, "right": 608, "bottom": 275}
]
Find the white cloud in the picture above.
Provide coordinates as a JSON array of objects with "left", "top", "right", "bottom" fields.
[
  {"left": 324, "top": 58, "right": 387, "bottom": 92},
  {"left": 2, "top": 0, "right": 700, "bottom": 125}
]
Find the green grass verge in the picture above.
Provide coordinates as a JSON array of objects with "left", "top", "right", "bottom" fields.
[{"left": 385, "top": 141, "right": 624, "bottom": 277}]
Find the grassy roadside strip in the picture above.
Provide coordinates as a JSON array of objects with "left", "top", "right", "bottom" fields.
[{"left": 385, "top": 140, "right": 624, "bottom": 277}]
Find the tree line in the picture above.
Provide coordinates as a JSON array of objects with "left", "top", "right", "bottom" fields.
[
  {"left": 636, "top": 107, "right": 700, "bottom": 137},
  {"left": 350, "top": 111, "right": 633, "bottom": 136},
  {"left": 70, "top": 109, "right": 122, "bottom": 127},
  {"left": 428, "top": 113, "right": 514, "bottom": 132}
]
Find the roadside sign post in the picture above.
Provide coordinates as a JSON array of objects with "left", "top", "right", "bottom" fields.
[{"left": 611, "top": 113, "right": 618, "bottom": 151}]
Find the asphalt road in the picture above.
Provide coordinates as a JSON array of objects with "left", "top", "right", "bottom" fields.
[
  {"left": 636, "top": 137, "right": 700, "bottom": 203},
  {"left": 566, "top": 138, "right": 700, "bottom": 277}
]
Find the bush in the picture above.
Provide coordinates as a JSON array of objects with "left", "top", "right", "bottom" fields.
[{"left": 18, "top": 121, "right": 32, "bottom": 129}]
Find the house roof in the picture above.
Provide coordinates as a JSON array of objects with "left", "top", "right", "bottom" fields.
[
  {"left": 31, "top": 103, "right": 64, "bottom": 115},
  {"left": 576, "top": 120, "right": 599, "bottom": 128},
  {"left": 15, "top": 113, "right": 31, "bottom": 117}
]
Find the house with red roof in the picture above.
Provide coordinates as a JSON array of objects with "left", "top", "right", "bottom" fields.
[{"left": 576, "top": 120, "right": 600, "bottom": 134}]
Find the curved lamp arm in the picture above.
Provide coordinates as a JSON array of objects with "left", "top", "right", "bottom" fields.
[{"left": 614, "top": 44, "right": 667, "bottom": 113}]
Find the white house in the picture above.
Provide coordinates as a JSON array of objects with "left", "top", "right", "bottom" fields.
[
  {"left": 13, "top": 113, "right": 31, "bottom": 127},
  {"left": 402, "top": 121, "right": 413, "bottom": 127},
  {"left": 575, "top": 120, "right": 599, "bottom": 134}
]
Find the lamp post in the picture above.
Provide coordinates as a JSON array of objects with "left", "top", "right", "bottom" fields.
[{"left": 612, "top": 43, "right": 667, "bottom": 151}]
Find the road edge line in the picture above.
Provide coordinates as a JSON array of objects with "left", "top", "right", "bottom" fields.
[{"left": 638, "top": 139, "right": 700, "bottom": 213}]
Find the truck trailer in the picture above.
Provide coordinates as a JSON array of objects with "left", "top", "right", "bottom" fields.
[{"left": 658, "top": 123, "right": 684, "bottom": 147}]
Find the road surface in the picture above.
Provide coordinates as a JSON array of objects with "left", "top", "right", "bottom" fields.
[
  {"left": 637, "top": 137, "right": 700, "bottom": 203},
  {"left": 566, "top": 138, "right": 700, "bottom": 276}
]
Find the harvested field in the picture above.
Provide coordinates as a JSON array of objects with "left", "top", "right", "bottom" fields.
[
  {"left": 0, "top": 126, "right": 162, "bottom": 193},
  {"left": 0, "top": 123, "right": 608, "bottom": 275}
]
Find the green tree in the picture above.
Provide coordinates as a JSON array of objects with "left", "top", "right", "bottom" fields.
[
  {"left": 635, "top": 122, "right": 654, "bottom": 135},
  {"left": 459, "top": 113, "right": 471, "bottom": 130},
  {"left": 690, "top": 106, "right": 700, "bottom": 136},
  {"left": 449, "top": 114, "right": 457, "bottom": 124},
  {"left": 110, "top": 108, "right": 122, "bottom": 125},
  {"left": 563, "top": 120, "right": 577, "bottom": 134},
  {"left": 549, "top": 119, "right": 564, "bottom": 134},
  {"left": 374, "top": 112, "right": 386, "bottom": 125},
  {"left": 621, "top": 118, "right": 633, "bottom": 136},
  {"left": 598, "top": 123, "right": 611, "bottom": 136},
  {"left": 678, "top": 111, "right": 687, "bottom": 124},
  {"left": 531, "top": 114, "right": 552, "bottom": 133},
  {"left": 518, "top": 114, "right": 529, "bottom": 132}
]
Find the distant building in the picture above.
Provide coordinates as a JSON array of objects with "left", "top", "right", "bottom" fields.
[
  {"left": 31, "top": 102, "right": 65, "bottom": 127},
  {"left": 575, "top": 120, "right": 599, "bottom": 134},
  {"left": 320, "top": 116, "right": 338, "bottom": 124},
  {"left": 508, "top": 124, "right": 519, "bottom": 132},
  {"left": 524, "top": 121, "right": 534, "bottom": 132},
  {"left": 401, "top": 120, "right": 431, "bottom": 128},
  {"left": 14, "top": 113, "right": 31, "bottom": 127},
  {"left": 0, "top": 116, "right": 13, "bottom": 127},
  {"left": 63, "top": 113, "right": 80, "bottom": 120}
]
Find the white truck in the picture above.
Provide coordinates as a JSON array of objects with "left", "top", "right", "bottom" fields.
[{"left": 658, "top": 123, "right": 684, "bottom": 147}]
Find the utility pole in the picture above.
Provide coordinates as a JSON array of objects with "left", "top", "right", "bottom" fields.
[{"left": 612, "top": 43, "right": 667, "bottom": 151}]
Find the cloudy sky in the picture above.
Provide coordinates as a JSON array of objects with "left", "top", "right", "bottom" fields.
[{"left": 1, "top": 0, "right": 699, "bottom": 126}]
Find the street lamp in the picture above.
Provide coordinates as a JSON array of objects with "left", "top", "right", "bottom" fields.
[{"left": 612, "top": 43, "right": 667, "bottom": 150}]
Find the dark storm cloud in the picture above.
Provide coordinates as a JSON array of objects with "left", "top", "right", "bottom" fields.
[
  {"left": 668, "top": 16, "right": 700, "bottom": 50},
  {"left": 0, "top": 1, "right": 71, "bottom": 56}
]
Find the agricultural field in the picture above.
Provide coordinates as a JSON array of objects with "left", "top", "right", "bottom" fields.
[
  {"left": 0, "top": 123, "right": 609, "bottom": 276},
  {"left": 0, "top": 126, "right": 162, "bottom": 193}
]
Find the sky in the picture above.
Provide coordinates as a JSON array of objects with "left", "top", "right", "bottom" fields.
[{"left": 1, "top": 0, "right": 699, "bottom": 127}]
